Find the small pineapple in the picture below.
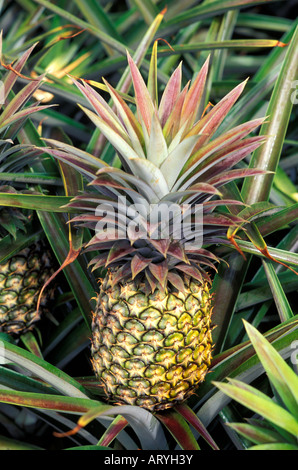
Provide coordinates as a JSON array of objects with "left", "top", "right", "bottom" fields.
[
  {"left": 0, "top": 234, "right": 55, "bottom": 335},
  {"left": 44, "top": 45, "right": 267, "bottom": 411},
  {"left": 0, "top": 38, "right": 56, "bottom": 335}
]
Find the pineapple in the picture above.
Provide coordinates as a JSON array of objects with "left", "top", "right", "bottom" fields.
[
  {"left": 0, "top": 233, "right": 56, "bottom": 335},
  {"left": 0, "top": 37, "right": 56, "bottom": 335},
  {"left": 44, "top": 46, "right": 267, "bottom": 411}
]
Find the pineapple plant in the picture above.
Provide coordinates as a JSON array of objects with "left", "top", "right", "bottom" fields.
[
  {"left": 43, "top": 44, "right": 269, "bottom": 412},
  {"left": 0, "top": 37, "right": 56, "bottom": 335}
]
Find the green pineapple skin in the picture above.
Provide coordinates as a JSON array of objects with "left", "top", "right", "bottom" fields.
[
  {"left": 0, "top": 241, "right": 55, "bottom": 335},
  {"left": 91, "top": 269, "right": 213, "bottom": 411}
]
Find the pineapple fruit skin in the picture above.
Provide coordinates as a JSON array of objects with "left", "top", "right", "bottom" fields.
[
  {"left": 91, "top": 270, "right": 213, "bottom": 411},
  {"left": 0, "top": 241, "right": 55, "bottom": 335}
]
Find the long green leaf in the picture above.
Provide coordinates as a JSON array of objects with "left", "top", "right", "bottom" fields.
[
  {"left": 28, "top": 0, "right": 128, "bottom": 55},
  {"left": 0, "top": 388, "right": 101, "bottom": 413},
  {"left": 161, "top": 0, "right": 281, "bottom": 36},
  {"left": 241, "top": 25, "right": 298, "bottom": 203},
  {"left": 75, "top": 404, "right": 168, "bottom": 450},
  {"left": 0, "top": 339, "right": 90, "bottom": 398},
  {"left": 0, "top": 192, "right": 72, "bottom": 211},
  {"left": 214, "top": 378, "right": 298, "bottom": 437},
  {"left": 262, "top": 260, "right": 295, "bottom": 322},
  {"left": 227, "top": 422, "right": 282, "bottom": 445},
  {"left": 244, "top": 321, "right": 298, "bottom": 415}
]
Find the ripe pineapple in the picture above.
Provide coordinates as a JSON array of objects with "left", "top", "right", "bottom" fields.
[
  {"left": 0, "top": 38, "right": 56, "bottom": 335},
  {"left": 44, "top": 46, "right": 267, "bottom": 411}
]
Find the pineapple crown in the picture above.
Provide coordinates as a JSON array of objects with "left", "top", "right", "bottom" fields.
[
  {"left": 43, "top": 44, "right": 267, "bottom": 292},
  {"left": 0, "top": 33, "right": 53, "bottom": 239}
]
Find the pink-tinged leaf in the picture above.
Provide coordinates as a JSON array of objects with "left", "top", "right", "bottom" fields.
[
  {"left": 110, "top": 261, "right": 132, "bottom": 286},
  {"left": 0, "top": 76, "right": 45, "bottom": 125},
  {"left": 70, "top": 214, "right": 104, "bottom": 223},
  {"left": 156, "top": 409, "right": 200, "bottom": 450},
  {"left": 209, "top": 168, "right": 269, "bottom": 188},
  {"left": 203, "top": 199, "right": 247, "bottom": 210},
  {"left": 88, "top": 252, "right": 108, "bottom": 270},
  {"left": 94, "top": 166, "right": 156, "bottom": 202},
  {"left": 167, "top": 241, "right": 189, "bottom": 263},
  {"left": 167, "top": 271, "right": 186, "bottom": 292},
  {"left": 186, "top": 79, "right": 248, "bottom": 151},
  {"left": 43, "top": 148, "right": 102, "bottom": 180},
  {"left": 103, "top": 78, "right": 145, "bottom": 157},
  {"left": 106, "top": 241, "right": 136, "bottom": 266},
  {"left": 188, "top": 256, "right": 218, "bottom": 272},
  {"left": 199, "top": 137, "right": 267, "bottom": 183},
  {"left": 175, "top": 263, "right": 203, "bottom": 283},
  {"left": 158, "top": 62, "right": 182, "bottom": 127},
  {"left": 127, "top": 51, "right": 154, "bottom": 133},
  {"left": 184, "top": 246, "right": 219, "bottom": 260},
  {"left": 203, "top": 213, "right": 247, "bottom": 226},
  {"left": 188, "top": 182, "right": 222, "bottom": 195},
  {"left": 79, "top": 105, "right": 140, "bottom": 171},
  {"left": 20, "top": 331, "right": 43, "bottom": 358},
  {"left": 92, "top": 174, "right": 128, "bottom": 190},
  {"left": 44, "top": 138, "right": 108, "bottom": 168},
  {"left": 0, "top": 105, "right": 55, "bottom": 131},
  {"left": 74, "top": 79, "right": 129, "bottom": 142},
  {"left": 84, "top": 240, "right": 116, "bottom": 254},
  {"left": 180, "top": 55, "right": 210, "bottom": 128},
  {"left": 149, "top": 238, "right": 170, "bottom": 257},
  {"left": 175, "top": 403, "right": 219, "bottom": 450},
  {"left": 145, "top": 268, "right": 158, "bottom": 293},
  {"left": 131, "top": 254, "right": 151, "bottom": 279},
  {"left": 184, "top": 117, "right": 266, "bottom": 172},
  {"left": 98, "top": 415, "right": 129, "bottom": 447},
  {"left": 1, "top": 41, "right": 38, "bottom": 100},
  {"left": 163, "top": 83, "right": 189, "bottom": 140},
  {"left": 0, "top": 389, "right": 98, "bottom": 415},
  {"left": 149, "top": 260, "right": 168, "bottom": 289},
  {"left": 179, "top": 136, "right": 266, "bottom": 191}
]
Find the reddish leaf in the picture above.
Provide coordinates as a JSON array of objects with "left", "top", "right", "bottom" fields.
[
  {"left": 180, "top": 55, "right": 210, "bottom": 128},
  {"left": 106, "top": 241, "right": 136, "bottom": 266},
  {"left": 149, "top": 238, "right": 170, "bottom": 257},
  {"left": 131, "top": 254, "right": 151, "bottom": 278},
  {"left": 37, "top": 240, "right": 81, "bottom": 314},
  {"left": 186, "top": 79, "right": 248, "bottom": 152},
  {"left": 127, "top": 51, "right": 154, "bottom": 132},
  {"left": 167, "top": 241, "right": 189, "bottom": 263},
  {"left": 158, "top": 62, "right": 182, "bottom": 127},
  {"left": 175, "top": 263, "right": 203, "bottom": 283},
  {"left": 148, "top": 260, "right": 168, "bottom": 290},
  {"left": 156, "top": 409, "right": 200, "bottom": 450},
  {"left": 175, "top": 403, "right": 219, "bottom": 450},
  {"left": 167, "top": 271, "right": 186, "bottom": 292}
]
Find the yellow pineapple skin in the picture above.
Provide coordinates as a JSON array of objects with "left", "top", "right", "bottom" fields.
[
  {"left": 0, "top": 241, "right": 56, "bottom": 335},
  {"left": 91, "top": 269, "right": 213, "bottom": 411}
]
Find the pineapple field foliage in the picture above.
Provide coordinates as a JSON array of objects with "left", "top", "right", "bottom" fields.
[{"left": 0, "top": 0, "right": 297, "bottom": 451}]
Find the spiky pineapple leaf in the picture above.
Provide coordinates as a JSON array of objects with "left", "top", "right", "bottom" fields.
[
  {"left": 58, "top": 404, "right": 168, "bottom": 450},
  {"left": 0, "top": 339, "right": 89, "bottom": 398},
  {"left": 243, "top": 321, "right": 298, "bottom": 416},
  {"left": 155, "top": 408, "right": 200, "bottom": 450},
  {"left": 213, "top": 378, "right": 298, "bottom": 437},
  {"left": 241, "top": 24, "right": 298, "bottom": 204},
  {"left": 226, "top": 422, "right": 282, "bottom": 445}
]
